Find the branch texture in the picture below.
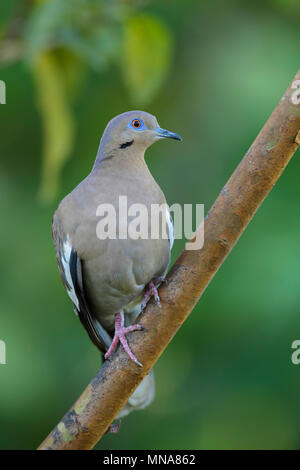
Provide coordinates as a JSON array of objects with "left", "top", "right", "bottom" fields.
[{"left": 38, "top": 70, "right": 300, "bottom": 450}]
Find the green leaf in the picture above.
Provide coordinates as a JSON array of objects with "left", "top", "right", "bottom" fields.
[
  {"left": 122, "top": 13, "right": 173, "bottom": 105},
  {"left": 25, "top": 0, "right": 74, "bottom": 60},
  {"left": 31, "top": 51, "right": 74, "bottom": 202},
  {"left": 58, "top": 26, "right": 122, "bottom": 71},
  {"left": 24, "top": 0, "right": 127, "bottom": 69}
]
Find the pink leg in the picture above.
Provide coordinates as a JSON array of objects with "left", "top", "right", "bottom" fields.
[
  {"left": 141, "top": 277, "right": 167, "bottom": 310},
  {"left": 104, "top": 311, "right": 143, "bottom": 367}
]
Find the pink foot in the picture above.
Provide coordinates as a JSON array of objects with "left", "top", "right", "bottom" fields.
[
  {"left": 104, "top": 311, "right": 143, "bottom": 367},
  {"left": 141, "top": 277, "right": 167, "bottom": 310},
  {"left": 105, "top": 421, "right": 121, "bottom": 434}
]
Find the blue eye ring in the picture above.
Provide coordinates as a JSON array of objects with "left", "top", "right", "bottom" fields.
[{"left": 129, "top": 118, "right": 146, "bottom": 130}]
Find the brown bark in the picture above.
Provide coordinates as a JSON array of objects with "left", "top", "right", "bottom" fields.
[{"left": 38, "top": 70, "right": 300, "bottom": 450}]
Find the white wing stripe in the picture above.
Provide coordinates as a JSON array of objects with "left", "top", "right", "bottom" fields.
[
  {"left": 166, "top": 208, "right": 174, "bottom": 250},
  {"left": 61, "top": 236, "right": 80, "bottom": 310}
]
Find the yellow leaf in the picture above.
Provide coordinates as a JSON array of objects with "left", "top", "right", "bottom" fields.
[
  {"left": 122, "top": 14, "right": 173, "bottom": 105},
  {"left": 31, "top": 51, "right": 74, "bottom": 202}
]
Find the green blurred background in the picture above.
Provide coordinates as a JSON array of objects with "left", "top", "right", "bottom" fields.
[{"left": 1, "top": 0, "right": 300, "bottom": 450}]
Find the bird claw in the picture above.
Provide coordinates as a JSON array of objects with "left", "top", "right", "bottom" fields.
[
  {"left": 154, "top": 291, "right": 161, "bottom": 305},
  {"left": 105, "top": 421, "right": 121, "bottom": 434},
  {"left": 105, "top": 311, "right": 143, "bottom": 366},
  {"left": 141, "top": 280, "right": 163, "bottom": 309}
]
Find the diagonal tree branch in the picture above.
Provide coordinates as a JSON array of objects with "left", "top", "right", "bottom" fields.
[{"left": 38, "top": 70, "right": 300, "bottom": 450}]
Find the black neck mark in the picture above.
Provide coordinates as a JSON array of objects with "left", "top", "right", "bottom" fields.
[{"left": 120, "top": 140, "right": 134, "bottom": 149}]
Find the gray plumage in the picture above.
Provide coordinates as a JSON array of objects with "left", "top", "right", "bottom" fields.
[{"left": 52, "top": 110, "right": 181, "bottom": 418}]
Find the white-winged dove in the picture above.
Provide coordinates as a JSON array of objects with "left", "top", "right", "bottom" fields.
[{"left": 52, "top": 111, "right": 182, "bottom": 418}]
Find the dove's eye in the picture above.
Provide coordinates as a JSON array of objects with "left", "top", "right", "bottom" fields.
[
  {"left": 132, "top": 119, "right": 141, "bottom": 128},
  {"left": 130, "top": 118, "right": 145, "bottom": 130}
]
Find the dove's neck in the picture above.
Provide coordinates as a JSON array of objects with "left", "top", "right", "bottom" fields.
[{"left": 92, "top": 144, "right": 151, "bottom": 178}]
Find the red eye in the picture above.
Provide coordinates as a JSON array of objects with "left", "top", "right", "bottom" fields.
[{"left": 132, "top": 119, "right": 142, "bottom": 128}]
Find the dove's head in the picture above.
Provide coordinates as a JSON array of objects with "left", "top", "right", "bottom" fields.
[{"left": 95, "top": 111, "right": 182, "bottom": 165}]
